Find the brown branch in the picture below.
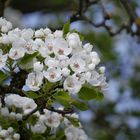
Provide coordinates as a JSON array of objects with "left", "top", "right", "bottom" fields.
[
  {"left": 23, "top": 107, "right": 38, "bottom": 120},
  {"left": 47, "top": 107, "right": 74, "bottom": 116},
  {"left": 119, "top": 0, "right": 137, "bottom": 22}
]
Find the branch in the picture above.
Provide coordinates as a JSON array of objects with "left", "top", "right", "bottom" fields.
[
  {"left": 119, "top": 0, "right": 137, "bottom": 22},
  {"left": 47, "top": 107, "right": 74, "bottom": 116}
]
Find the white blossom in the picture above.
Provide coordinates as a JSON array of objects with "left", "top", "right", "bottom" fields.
[
  {"left": 65, "top": 125, "right": 88, "bottom": 140},
  {"left": 53, "top": 38, "right": 72, "bottom": 59},
  {"left": 35, "top": 29, "right": 45, "bottom": 38},
  {"left": 62, "top": 67, "right": 70, "bottom": 77},
  {"left": 64, "top": 75, "right": 82, "bottom": 94},
  {"left": 44, "top": 57, "right": 59, "bottom": 68},
  {"left": 90, "top": 51, "right": 100, "bottom": 65},
  {"left": 5, "top": 94, "right": 37, "bottom": 115},
  {"left": 70, "top": 54, "right": 86, "bottom": 73},
  {"left": 43, "top": 67, "right": 62, "bottom": 82},
  {"left": 83, "top": 43, "right": 93, "bottom": 52},
  {"left": 31, "top": 123, "right": 46, "bottom": 134},
  {"left": 66, "top": 33, "right": 82, "bottom": 53},
  {"left": 24, "top": 40, "right": 38, "bottom": 54},
  {"left": 44, "top": 110, "right": 61, "bottom": 128},
  {"left": 9, "top": 45, "right": 26, "bottom": 60},
  {"left": 33, "top": 61, "right": 44, "bottom": 72},
  {"left": 53, "top": 30, "right": 63, "bottom": 38},
  {"left": 25, "top": 72, "right": 44, "bottom": 91},
  {"left": 0, "top": 49, "right": 7, "bottom": 69}
]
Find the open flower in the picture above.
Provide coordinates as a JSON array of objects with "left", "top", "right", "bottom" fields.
[
  {"left": 9, "top": 39, "right": 26, "bottom": 60},
  {"left": 53, "top": 38, "right": 72, "bottom": 59},
  {"left": 70, "top": 54, "right": 86, "bottom": 73},
  {"left": 44, "top": 110, "right": 61, "bottom": 128},
  {"left": 25, "top": 72, "right": 44, "bottom": 91},
  {"left": 64, "top": 75, "right": 82, "bottom": 94},
  {"left": 43, "top": 67, "right": 62, "bottom": 82}
]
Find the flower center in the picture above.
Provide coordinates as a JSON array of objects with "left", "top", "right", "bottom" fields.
[
  {"left": 58, "top": 49, "right": 64, "bottom": 55},
  {"left": 48, "top": 44, "right": 53, "bottom": 51},
  {"left": 49, "top": 72, "right": 56, "bottom": 79},
  {"left": 74, "top": 63, "right": 80, "bottom": 68}
]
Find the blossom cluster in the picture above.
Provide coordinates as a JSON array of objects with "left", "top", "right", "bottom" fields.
[
  {"left": 0, "top": 17, "right": 107, "bottom": 139},
  {"left": 0, "top": 17, "right": 107, "bottom": 94},
  {"left": 0, "top": 126, "right": 20, "bottom": 140}
]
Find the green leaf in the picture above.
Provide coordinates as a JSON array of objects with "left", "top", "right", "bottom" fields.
[
  {"left": 32, "top": 134, "right": 45, "bottom": 140},
  {"left": 63, "top": 22, "right": 70, "bottom": 37},
  {"left": 56, "top": 129, "right": 66, "bottom": 140},
  {"left": 28, "top": 115, "right": 38, "bottom": 125},
  {"left": 96, "top": 92, "right": 104, "bottom": 101},
  {"left": 54, "top": 91, "right": 72, "bottom": 107},
  {"left": 66, "top": 116, "right": 80, "bottom": 127},
  {"left": 0, "top": 70, "right": 8, "bottom": 84},
  {"left": 42, "top": 81, "right": 56, "bottom": 94},
  {"left": 18, "top": 52, "right": 38, "bottom": 70},
  {"left": 72, "top": 100, "right": 88, "bottom": 111},
  {"left": 78, "top": 84, "right": 104, "bottom": 101},
  {"left": 23, "top": 91, "right": 42, "bottom": 99}
]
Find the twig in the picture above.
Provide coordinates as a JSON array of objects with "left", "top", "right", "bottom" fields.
[{"left": 47, "top": 107, "right": 74, "bottom": 116}]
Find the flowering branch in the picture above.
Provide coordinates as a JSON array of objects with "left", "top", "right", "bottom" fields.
[
  {"left": 0, "top": 17, "right": 107, "bottom": 140},
  {"left": 69, "top": 0, "right": 140, "bottom": 38}
]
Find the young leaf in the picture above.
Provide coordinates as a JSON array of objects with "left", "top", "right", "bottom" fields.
[
  {"left": 54, "top": 91, "right": 72, "bottom": 107},
  {"left": 56, "top": 129, "right": 66, "bottom": 140},
  {"left": 23, "top": 91, "right": 42, "bottom": 99},
  {"left": 18, "top": 52, "right": 38, "bottom": 70},
  {"left": 66, "top": 116, "right": 80, "bottom": 127},
  {"left": 78, "top": 84, "right": 104, "bottom": 100},
  {"left": 0, "top": 70, "right": 8, "bottom": 84},
  {"left": 28, "top": 115, "right": 38, "bottom": 125},
  {"left": 63, "top": 22, "right": 70, "bottom": 37},
  {"left": 72, "top": 100, "right": 88, "bottom": 111}
]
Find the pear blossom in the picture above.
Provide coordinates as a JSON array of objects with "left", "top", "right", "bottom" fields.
[
  {"left": 43, "top": 67, "right": 62, "bottom": 82},
  {"left": 9, "top": 46, "right": 26, "bottom": 60},
  {"left": 99, "top": 66, "right": 106, "bottom": 74},
  {"left": 64, "top": 75, "right": 82, "bottom": 94},
  {"left": 65, "top": 125, "right": 88, "bottom": 140},
  {"left": 21, "top": 28, "right": 34, "bottom": 41},
  {"left": 24, "top": 40, "right": 38, "bottom": 54},
  {"left": 62, "top": 67, "right": 70, "bottom": 77},
  {"left": 54, "top": 30, "right": 63, "bottom": 38},
  {"left": 44, "top": 27, "right": 52, "bottom": 35},
  {"left": 70, "top": 55, "right": 86, "bottom": 73},
  {"left": 0, "top": 49, "right": 8, "bottom": 69},
  {"left": 4, "top": 94, "right": 37, "bottom": 115},
  {"left": 53, "top": 38, "right": 72, "bottom": 59},
  {"left": 33, "top": 61, "right": 44, "bottom": 72},
  {"left": 66, "top": 33, "right": 82, "bottom": 48},
  {"left": 35, "top": 29, "right": 45, "bottom": 38},
  {"left": 35, "top": 38, "right": 48, "bottom": 57},
  {"left": 44, "top": 110, "right": 61, "bottom": 128},
  {"left": 44, "top": 57, "right": 59, "bottom": 68},
  {"left": 83, "top": 43, "right": 93, "bottom": 52},
  {"left": 25, "top": 72, "right": 44, "bottom": 91},
  {"left": 90, "top": 51, "right": 100, "bottom": 65},
  {"left": 31, "top": 122, "right": 47, "bottom": 134},
  {"left": 43, "top": 36, "right": 55, "bottom": 55}
]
